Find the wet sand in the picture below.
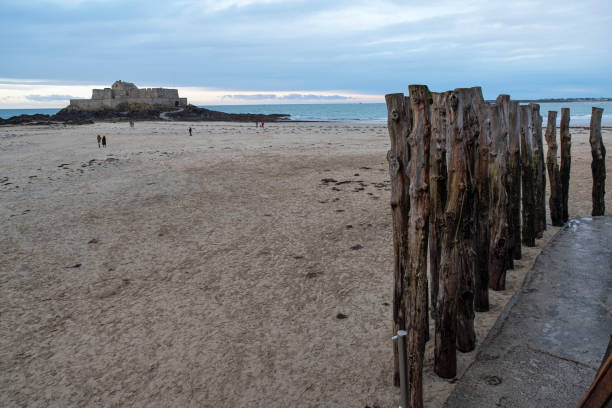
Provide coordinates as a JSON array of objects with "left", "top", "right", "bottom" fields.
[{"left": 1, "top": 121, "right": 610, "bottom": 407}]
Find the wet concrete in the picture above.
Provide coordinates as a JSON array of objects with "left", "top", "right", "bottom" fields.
[{"left": 445, "top": 216, "right": 612, "bottom": 408}]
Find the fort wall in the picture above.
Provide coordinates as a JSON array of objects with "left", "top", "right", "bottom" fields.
[{"left": 69, "top": 81, "right": 187, "bottom": 111}]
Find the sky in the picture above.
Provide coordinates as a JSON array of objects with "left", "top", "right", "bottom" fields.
[{"left": 0, "top": 0, "right": 611, "bottom": 108}]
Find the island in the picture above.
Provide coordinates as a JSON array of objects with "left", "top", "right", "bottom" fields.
[{"left": 0, "top": 80, "right": 290, "bottom": 125}]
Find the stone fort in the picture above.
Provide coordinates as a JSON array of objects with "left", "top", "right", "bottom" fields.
[{"left": 69, "top": 80, "right": 187, "bottom": 110}]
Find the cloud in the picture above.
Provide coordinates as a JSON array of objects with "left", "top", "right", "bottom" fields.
[
  {"left": 222, "top": 93, "right": 352, "bottom": 101},
  {"left": 223, "top": 94, "right": 278, "bottom": 100},
  {"left": 25, "top": 94, "right": 77, "bottom": 101},
  {"left": 279, "top": 93, "right": 351, "bottom": 100},
  {"left": 0, "top": 1, "right": 611, "bottom": 98},
  {"left": 176, "top": 0, "right": 292, "bottom": 14}
]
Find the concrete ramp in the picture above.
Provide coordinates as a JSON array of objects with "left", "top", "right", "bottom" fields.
[{"left": 445, "top": 216, "right": 612, "bottom": 408}]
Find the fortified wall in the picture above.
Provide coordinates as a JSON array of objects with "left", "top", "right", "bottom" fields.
[{"left": 69, "top": 81, "right": 187, "bottom": 110}]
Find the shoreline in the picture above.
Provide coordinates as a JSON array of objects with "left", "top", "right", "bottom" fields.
[{"left": 2, "top": 118, "right": 611, "bottom": 128}]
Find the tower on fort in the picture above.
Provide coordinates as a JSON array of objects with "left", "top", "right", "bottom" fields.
[{"left": 69, "top": 81, "right": 187, "bottom": 111}]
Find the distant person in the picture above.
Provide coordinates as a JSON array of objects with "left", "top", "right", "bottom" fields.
[
  {"left": 97, "top": 134, "right": 101, "bottom": 148},
  {"left": 102, "top": 135, "right": 107, "bottom": 148},
  {"left": 189, "top": 127, "right": 192, "bottom": 136},
  {"left": 256, "top": 121, "right": 259, "bottom": 128},
  {"left": 261, "top": 121, "right": 264, "bottom": 128},
  {"left": 130, "top": 120, "right": 134, "bottom": 128}
]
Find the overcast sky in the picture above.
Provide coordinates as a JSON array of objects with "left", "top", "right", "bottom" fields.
[{"left": 1, "top": 0, "right": 610, "bottom": 107}]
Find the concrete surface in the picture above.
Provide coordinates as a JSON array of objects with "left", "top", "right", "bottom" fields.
[{"left": 445, "top": 216, "right": 612, "bottom": 408}]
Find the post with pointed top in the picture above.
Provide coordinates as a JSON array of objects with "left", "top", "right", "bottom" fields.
[
  {"left": 560, "top": 108, "right": 571, "bottom": 222},
  {"left": 508, "top": 101, "right": 522, "bottom": 259},
  {"left": 531, "top": 104, "right": 547, "bottom": 236},
  {"left": 545, "top": 111, "right": 563, "bottom": 226},
  {"left": 404, "top": 84, "right": 432, "bottom": 408},
  {"left": 590, "top": 107, "right": 606, "bottom": 216},
  {"left": 385, "top": 93, "right": 412, "bottom": 387},
  {"left": 520, "top": 105, "right": 536, "bottom": 246}
]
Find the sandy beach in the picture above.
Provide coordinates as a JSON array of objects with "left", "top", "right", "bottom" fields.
[{"left": 1, "top": 121, "right": 610, "bottom": 407}]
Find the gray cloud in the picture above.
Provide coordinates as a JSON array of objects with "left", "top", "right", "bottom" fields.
[
  {"left": 25, "top": 94, "right": 76, "bottom": 101},
  {"left": 223, "top": 94, "right": 278, "bottom": 100},
  {"left": 223, "top": 93, "right": 351, "bottom": 101},
  {"left": 2, "top": 1, "right": 611, "bottom": 99},
  {"left": 279, "top": 94, "right": 351, "bottom": 100}
]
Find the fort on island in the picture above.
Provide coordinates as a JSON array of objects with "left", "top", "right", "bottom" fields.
[{"left": 69, "top": 80, "right": 187, "bottom": 110}]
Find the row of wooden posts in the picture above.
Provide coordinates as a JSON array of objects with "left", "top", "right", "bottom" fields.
[{"left": 386, "top": 85, "right": 606, "bottom": 408}]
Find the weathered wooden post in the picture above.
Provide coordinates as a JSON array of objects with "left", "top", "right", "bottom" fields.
[
  {"left": 429, "top": 92, "right": 449, "bottom": 321},
  {"left": 590, "top": 107, "right": 606, "bottom": 216},
  {"left": 560, "top": 108, "right": 571, "bottom": 223},
  {"left": 474, "top": 101, "right": 491, "bottom": 311},
  {"left": 386, "top": 93, "right": 412, "bottom": 387},
  {"left": 488, "top": 96, "right": 510, "bottom": 291},
  {"left": 435, "top": 90, "right": 464, "bottom": 378},
  {"left": 404, "top": 84, "right": 432, "bottom": 408},
  {"left": 531, "top": 104, "right": 547, "bottom": 237},
  {"left": 545, "top": 111, "right": 563, "bottom": 226},
  {"left": 520, "top": 105, "right": 536, "bottom": 246},
  {"left": 455, "top": 88, "right": 479, "bottom": 353},
  {"left": 508, "top": 101, "right": 522, "bottom": 259}
]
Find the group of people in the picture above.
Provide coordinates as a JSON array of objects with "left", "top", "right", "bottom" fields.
[
  {"left": 255, "top": 121, "right": 265, "bottom": 128},
  {"left": 96, "top": 135, "right": 107, "bottom": 148}
]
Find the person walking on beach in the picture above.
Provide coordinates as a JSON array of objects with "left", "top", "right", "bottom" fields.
[
  {"left": 97, "top": 134, "right": 101, "bottom": 148},
  {"left": 189, "top": 127, "right": 192, "bottom": 136},
  {"left": 256, "top": 121, "right": 259, "bottom": 128},
  {"left": 102, "top": 135, "right": 107, "bottom": 148},
  {"left": 261, "top": 121, "right": 264, "bottom": 129}
]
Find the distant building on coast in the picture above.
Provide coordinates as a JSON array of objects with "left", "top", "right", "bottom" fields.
[{"left": 69, "top": 80, "right": 187, "bottom": 110}]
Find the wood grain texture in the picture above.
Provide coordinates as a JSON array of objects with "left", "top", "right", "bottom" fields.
[
  {"left": 560, "top": 108, "right": 571, "bottom": 223},
  {"left": 474, "top": 100, "right": 491, "bottom": 312},
  {"left": 429, "top": 91, "right": 450, "bottom": 321},
  {"left": 488, "top": 96, "right": 510, "bottom": 291},
  {"left": 508, "top": 100, "right": 522, "bottom": 259},
  {"left": 455, "top": 88, "right": 479, "bottom": 353},
  {"left": 589, "top": 107, "right": 606, "bottom": 216},
  {"left": 404, "top": 84, "right": 432, "bottom": 408},
  {"left": 545, "top": 111, "right": 563, "bottom": 226},
  {"left": 385, "top": 93, "right": 412, "bottom": 387},
  {"left": 531, "top": 103, "right": 547, "bottom": 237},
  {"left": 434, "top": 90, "right": 464, "bottom": 378},
  {"left": 520, "top": 105, "right": 536, "bottom": 247}
]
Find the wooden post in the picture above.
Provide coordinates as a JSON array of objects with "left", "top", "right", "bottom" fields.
[
  {"left": 435, "top": 90, "right": 465, "bottom": 378},
  {"left": 508, "top": 101, "right": 522, "bottom": 259},
  {"left": 560, "top": 108, "right": 571, "bottom": 223},
  {"left": 404, "top": 84, "right": 432, "bottom": 408},
  {"left": 429, "top": 92, "right": 449, "bottom": 322},
  {"left": 455, "top": 88, "right": 479, "bottom": 353},
  {"left": 474, "top": 100, "right": 490, "bottom": 311},
  {"left": 385, "top": 93, "right": 412, "bottom": 387},
  {"left": 531, "top": 104, "right": 547, "bottom": 237},
  {"left": 545, "top": 111, "right": 563, "bottom": 226},
  {"left": 520, "top": 105, "right": 536, "bottom": 246},
  {"left": 590, "top": 107, "right": 606, "bottom": 216},
  {"left": 488, "top": 96, "right": 510, "bottom": 291}
]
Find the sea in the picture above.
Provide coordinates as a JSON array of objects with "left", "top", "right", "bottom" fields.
[{"left": 1, "top": 102, "right": 612, "bottom": 125}]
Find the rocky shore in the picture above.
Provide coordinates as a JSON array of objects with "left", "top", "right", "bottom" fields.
[{"left": 0, "top": 104, "right": 290, "bottom": 125}]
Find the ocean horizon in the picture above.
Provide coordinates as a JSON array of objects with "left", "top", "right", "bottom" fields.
[{"left": 1, "top": 102, "right": 612, "bottom": 125}]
